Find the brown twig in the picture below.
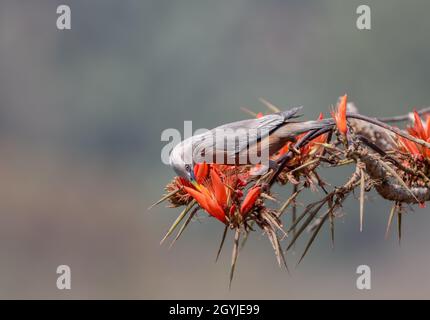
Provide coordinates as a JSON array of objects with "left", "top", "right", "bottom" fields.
[{"left": 378, "top": 106, "right": 430, "bottom": 123}]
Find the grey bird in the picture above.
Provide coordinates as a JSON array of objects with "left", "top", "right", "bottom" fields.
[{"left": 169, "top": 107, "right": 332, "bottom": 183}]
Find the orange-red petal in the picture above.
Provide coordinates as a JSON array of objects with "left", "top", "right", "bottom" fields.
[
  {"left": 194, "top": 162, "right": 209, "bottom": 183},
  {"left": 335, "top": 94, "right": 348, "bottom": 135},
  {"left": 399, "top": 136, "right": 421, "bottom": 156},
  {"left": 426, "top": 116, "right": 430, "bottom": 138},
  {"left": 229, "top": 204, "right": 237, "bottom": 217},
  {"left": 206, "top": 197, "right": 227, "bottom": 223},
  {"left": 426, "top": 137, "right": 430, "bottom": 159},
  {"left": 184, "top": 187, "right": 209, "bottom": 210},
  {"left": 240, "top": 186, "right": 261, "bottom": 216},
  {"left": 413, "top": 111, "right": 427, "bottom": 140},
  {"left": 177, "top": 177, "right": 193, "bottom": 188},
  {"left": 210, "top": 169, "right": 227, "bottom": 206},
  {"left": 184, "top": 186, "right": 226, "bottom": 223}
]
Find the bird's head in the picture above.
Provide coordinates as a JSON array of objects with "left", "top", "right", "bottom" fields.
[{"left": 169, "top": 139, "right": 200, "bottom": 189}]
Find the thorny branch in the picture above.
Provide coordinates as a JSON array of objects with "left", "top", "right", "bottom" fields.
[{"left": 154, "top": 97, "right": 430, "bottom": 285}]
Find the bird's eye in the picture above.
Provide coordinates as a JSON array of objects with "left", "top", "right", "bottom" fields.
[{"left": 185, "top": 164, "right": 191, "bottom": 171}]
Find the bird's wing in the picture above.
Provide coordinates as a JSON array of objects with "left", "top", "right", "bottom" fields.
[
  {"left": 230, "top": 106, "right": 303, "bottom": 155},
  {"left": 192, "top": 107, "right": 302, "bottom": 164}
]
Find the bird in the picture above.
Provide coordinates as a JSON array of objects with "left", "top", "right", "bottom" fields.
[{"left": 169, "top": 107, "right": 332, "bottom": 185}]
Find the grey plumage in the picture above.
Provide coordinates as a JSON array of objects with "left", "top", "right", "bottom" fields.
[{"left": 169, "top": 107, "right": 331, "bottom": 179}]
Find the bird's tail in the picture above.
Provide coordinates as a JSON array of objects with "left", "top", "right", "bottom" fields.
[{"left": 278, "top": 106, "right": 303, "bottom": 121}]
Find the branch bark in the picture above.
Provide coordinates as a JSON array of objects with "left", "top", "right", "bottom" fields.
[{"left": 353, "top": 149, "right": 430, "bottom": 203}]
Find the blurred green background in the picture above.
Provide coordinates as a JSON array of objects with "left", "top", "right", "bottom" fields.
[{"left": 0, "top": 0, "right": 430, "bottom": 299}]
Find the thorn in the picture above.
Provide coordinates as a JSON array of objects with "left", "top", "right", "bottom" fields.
[
  {"left": 359, "top": 168, "right": 365, "bottom": 232},
  {"left": 229, "top": 228, "right": 241, "bottom": 290},
  {"left": 240, "top": 107, "right": 258, "bottom": 117},
  {"left": 385, "top": 203, "right": 396, "bottom": 239},
  {"left": 397, "top": 209, "right": 402, "bottom": 246},
  {"left": 160, "top": 200, "right": 196, "bottom": 245},
  {"left": 215, "top": 225, "right": 229, "bottom": 262},
  {"left": 259, "top": 98, "right": 281, "bottom": 113},
  {"left": 148, "top": 189, "right": 180, "bottom": 210}
]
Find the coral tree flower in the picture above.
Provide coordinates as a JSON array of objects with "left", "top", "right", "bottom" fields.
[
  {"left": 194, "top": 162, "right": 209, "bottom": 183},
  {"left": 183, "top": 164, "right": 261, "bottom": 224},
  {"left": 240, "top": 186, "right": 261, "bottom": 215},
  {"left": 398, "top": 111, "right": 430, "bottom": 160},
  {"left": 331, "top": 94, "right": 348, "bottom": 136},
  {"left": 184, "top": 167, "right": 227, "bottom": 223}
]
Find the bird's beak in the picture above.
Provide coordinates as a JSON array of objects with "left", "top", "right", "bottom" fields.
[
  {"left": 189, "top": 170, "right": 202, "bottom": 191},
  {"left": 191, "top": 179, "right": 202, "bottom": 191}
]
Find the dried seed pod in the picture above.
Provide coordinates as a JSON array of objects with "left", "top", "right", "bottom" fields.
[{"left": 165, "top": 177, "right": 193, "bottom": 207}]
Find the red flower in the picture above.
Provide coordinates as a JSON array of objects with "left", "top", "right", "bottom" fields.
[
  {"left": 409, "top": 111, "right": 426, "bottom": 140},
  {"left": 184, "top": 186, "right": 226, "bottom": 223},
  {"left": 183, "top": 165, "right": 262, "bottom": 223},
  {"left": 398, "top": 136, "right": 422, "bottom": 158},
  {"left": 398, "top": 111, "right": 430, "bottom": 160},
  {"left": 331, "top": 94, "right": 348, "bottom": 135},
  {"left": 240, "top": 186, "right": 261, "bottom": 215},
  {"left": 194, "top": 162, "right": 209, "bottom": 183}
]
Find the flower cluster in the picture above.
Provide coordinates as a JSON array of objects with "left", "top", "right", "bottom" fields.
[
  {"left": 398, "top": 111, "right": 430, "bottom": 161},
  {"left": 167, "top": 163, "right": 261, "bottom": 225}
]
